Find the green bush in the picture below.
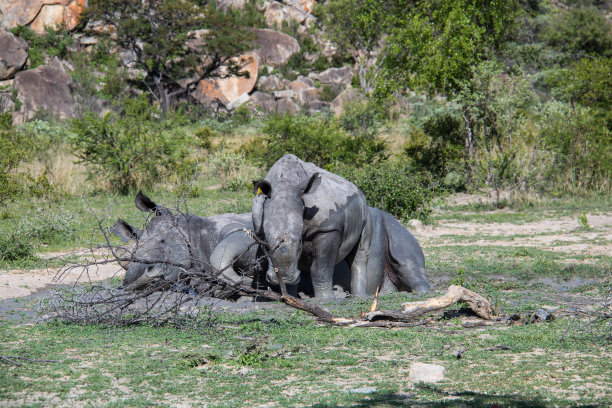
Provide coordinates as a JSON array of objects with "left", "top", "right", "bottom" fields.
[
  {"left": 16, "top": 207, "right": 79, "bottom": 245},
  {"left": 330, "top": 161, "right": 435, "bottom": 222},
  {"left": 0, "top": 233, "right": 35, "bottom": 261},
  {"left": 242, "top": 114, "right": 387, "bottom": 169},
  {"left": 338, "top": 99, "right": 385, "bottom": 140},
  {"left": 402, "top": 110, "right": 465, "bottom": 189},
  {"left": 0, "top": 114, "right": 31, "bottom": 205},
  {"left": 541, "top": 6, "right": 612, "bottom": 59},
  {"left": 10, "top": 26, "right": 73, "bottom": 69},
  {"left": 71, "top": 96, "right": 196, "bottom": 195}
]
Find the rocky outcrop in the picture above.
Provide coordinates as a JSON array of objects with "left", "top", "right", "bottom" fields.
[
  {"left": 196, "top": 52, "right": 259, "bottom": 108},
  {"left": 0, "top": 29, "right": 28, "bottom": 80},
  {"left": 251, "top": 28, "right": 299, "bottom": 66},
  {"left": 0, "top": 0, "right": 86, "bottom": 33},
  {"left": 12, "top": 63, "right": 74, "bottom": 124},
  {"left": 312, "top": 66, "right": 353, "bottom": 85}
]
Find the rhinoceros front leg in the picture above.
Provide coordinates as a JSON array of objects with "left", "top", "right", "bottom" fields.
[
  {"left": 310, "top": 231, "right": 342, "bottom": 299},
  {"left": 209, "top": 232, "right": 258, "bottom": 286}
]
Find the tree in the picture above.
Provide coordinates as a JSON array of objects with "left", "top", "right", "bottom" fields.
[
  {"left": 83, "top": 0, "right": 256, "bottom": 113},
  {"left": 374, "top": 0, "right": 521, "bottom": 98},
  {"left": 315, "top": 0, "right": 389, "bottom": 92}
]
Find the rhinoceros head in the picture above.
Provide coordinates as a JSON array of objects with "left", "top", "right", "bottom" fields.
[
  {"left": 112, "top": 192, "right": 192, "bottom": 290},
  {"left": 252, "top": 163, "right": 321, "bottom": 286}
]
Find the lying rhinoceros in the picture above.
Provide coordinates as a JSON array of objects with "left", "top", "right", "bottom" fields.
[
  {"left": 112, "top": 192, "right": 273, "bottom": 295},
  {"left": 252, "top": 154, "right": 430, "bottom": 298}
]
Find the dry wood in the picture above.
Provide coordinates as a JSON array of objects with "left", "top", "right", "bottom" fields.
[{"left": 365, "top": 285, "right": 495, "bottom": 322}]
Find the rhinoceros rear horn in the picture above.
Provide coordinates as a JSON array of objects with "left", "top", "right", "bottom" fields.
[
  {"left": 253, "top": 180, "right": 271, "bottom": 197},
  {"left": 135, "top": 191, "right": 169, "bottom": 216}
]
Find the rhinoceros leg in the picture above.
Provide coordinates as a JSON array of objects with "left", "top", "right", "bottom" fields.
[
  {"left": 209, "top": 232, "right": 263, "bottom": 286},
  {"left": 310, "top": 231, "right": 342, "bottom": 298},
  {"left": 346, "top": 215, "right": 374, "bottom": 297},
  {"left": 382, "top": 212, "right": 430, "bottom": 292}
]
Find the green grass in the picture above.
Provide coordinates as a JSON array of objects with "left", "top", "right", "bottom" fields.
[{"left": 0, "top": 308, "right": 609, "bottom": 407}]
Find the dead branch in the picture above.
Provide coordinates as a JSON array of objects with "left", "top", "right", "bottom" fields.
[{"left": 366, "top": 285, "right": 495, "bottom": 322}]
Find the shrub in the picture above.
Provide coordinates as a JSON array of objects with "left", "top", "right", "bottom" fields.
[
  {"left": 71, "top": 96, "right": 196, "bottom": 195},
  {"left": 0, "top": 233, "right": 35, "bottom": 261},
  {"left": 16, "top": 207, "right": 79, "bottom": 244},
  {"left": 338, "top": 99, "right": 385, "bottom": 139},
  {"left": 10, "top": 26, "right": 73, "bottom": 69},
  {"left": 242, "top": 114, "right": 387, "bottom": 169},
  {"left": 330, "top": 161, "right": 435, "bottom": 222},
  {"left": 402, "top": 110, "right": 465, "bottom": 189},
  {"left": 0, "top": 115, "right": 31, "bottom": 205}
]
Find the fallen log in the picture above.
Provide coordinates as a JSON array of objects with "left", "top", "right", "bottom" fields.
[{"left": 365, "top": 285, "right": 496, "bottom": 322}]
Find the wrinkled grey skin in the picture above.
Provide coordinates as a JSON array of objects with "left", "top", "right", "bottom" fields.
[
  {"left": 113, "top": 192, "right": 273, "bottom": 293},
  {"left": 253, "top": 154, "right": 430, "bottom": 298},
  {"left": 364, "top": 207, "right": 430, "bottom": 294}
]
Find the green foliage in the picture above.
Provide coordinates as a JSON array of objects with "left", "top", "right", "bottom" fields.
[
  {"left": 317, "top": 84, "right": 342, "bottom": 102},
  {"left": 540, "top": 101, "right": 611, "bottom": 190},
  {"left": 10, "top": 26, "right": 73, "bottom": 69},
  {"left": 330, "top": 161, "right": 434, "bottom": 221},
  {"left": 542, "top": 6, "right": 612, "bottom": 59},
  {"left": 218, "top": 0, "right": 268, "bottom": 28},
  {"left": 0, "top": 116, "right": 31, "bottom": 205},
  {"left": 577, "top": 213, "right": 590, "bottom": 230},
  {"left": 402, "top": 109, "right": 465, "bottom": 189},
  {"left": 16, "top": 207, "right": 78, "bottom": 244},
  {"left": 0, "top": 232, "right": 35, "bottom": 261},
  {"left": 338, "top": 99, "right": 385, "bottom": 139},
  {"left": 546, "top": 57, "right": 612, "bottom": 127},
  {"left": 84, "top": 0, "right": 256, "bottom": 112},
  {"left": 376, "top": 0, "right": 521, "bottom": 97},
  {"left": 71, "top": 96, "right": 196, "bottom": 195},
  {"left": 243, "top": 114, "right": 387, "bottom": 169}
]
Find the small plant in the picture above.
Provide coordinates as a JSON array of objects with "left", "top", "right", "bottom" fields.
[
  {"left": 578, "top": 213, "right": 591, "bottom": 229},
  {"left": 449, "top": 267, "right": 468, "bottom": 287},
  {"left": 16, "top": 207, "right": 79, "bottom": 245}
]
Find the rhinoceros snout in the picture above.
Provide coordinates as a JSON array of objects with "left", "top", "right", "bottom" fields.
[{"left": 266, "top": 266, "right": 300, "bottom": 286}]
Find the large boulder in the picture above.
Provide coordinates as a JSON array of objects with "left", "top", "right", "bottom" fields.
[
  {"left": 314, "top": 66, "right": 353, "bottom": 85},
  {"left": 330, "top": 87, "right": 359, "bottom": 115},
  {"left": 276, "top": 97, "right": 299, "bottom": 114},
  {"left": 251, "top": 28, "right": 299, "bottom": 67},
  {"left": 258, "top": 75, "right": 286, "bottom": 92},
  {"left": 0, "top": 0, "right": 86, "bottom": 33},
  {"left": 12, "top": 64, "right": 74, "bottom": 124},
  {"left": 250, "top": 91, "right": 276, "bottom": 114},
  {"left": 0, "top": 29, "right": 28, "bottom": 80},
  {"left": 195, "top": 52, "right": 258, "bottom": 107}
]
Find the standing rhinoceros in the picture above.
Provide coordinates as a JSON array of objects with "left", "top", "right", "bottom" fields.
[
  {"left": 252, "top": 154, "right": 431, "bottom": 298},
  {"left": 112, "top": 192, "right": 273, "bottom": 294}
]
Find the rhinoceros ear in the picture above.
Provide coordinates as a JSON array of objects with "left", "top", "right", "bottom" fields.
[
  {"left": 112, "top": 219, "right": 141, "bottom": 242},
  {"left": 302, "top": 172, "right": 321, "bottom": 195},
  {"left": 253, "top": 180, "right": 271, "bottom": 197},
  {"left": 135, "top": 191, "right": 170, "bottom": 216}
]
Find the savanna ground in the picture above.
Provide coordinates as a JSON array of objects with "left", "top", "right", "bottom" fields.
[{"left": 0, "top": 188, "right": 611, "bottom": 407}]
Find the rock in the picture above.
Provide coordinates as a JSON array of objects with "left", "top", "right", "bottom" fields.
[
  {"left": 250, "top": 91, "right": 276, "bottom": 114},
  {"left": 263, "top": 2, "right": 286, "bottom": 27},
  {"left": 289, "top": 76, "right": 314, "bottom": 93},
  {"left": 316, "top": 66, "right": 353, "bottom": 85},
  {"left": 0, "top": 29, "right": 28, "bottom": 80},
  {"left": 408, "top": 363, "right": 445, "bottom": 383},
  {"left": 12, "top": 64, "right": 74, "bottom": 124},
  {"left": 0, "top": 0, "right": 46, "bottom": 29},
  {"left": 296, "top": 88, "right": 318, "bottom": 105},
  {"left": 196, "top": 52, "right": 258, "bottom": 107},
  {"left": 276, "top": 97, "right": 299, "bottom": 114},
  {"left": 0, "top": 0, "right": 86, "bottom": 33},
  {"left": 264, "top": 1, "right": 308, "bottom": 27},
  {"left": 226, "top": 93, "right": 250, "bottom": 111},
  {"left": 64, "top": 0, "right": 86, "bottom": 31},
  {"left": 330, "top": 87, "right": 359, "bottom": 115},
  {"left": 251, "top": 28, "right": 300, "bottom": 67},
  {"left": 29, "top": 3, "right": 65, "bottom": 33},
  {"left": 347, "top": 387, "right": 377, "bottom": 394},
  {"left": 258, "top": 75, "right": 285, "bottom": 92},
  {"left": 216, "top": 0, "right": 246, "bottom": 10},
  {"left": 273, "top": 89, "right": 295, "bottom": 100}
]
